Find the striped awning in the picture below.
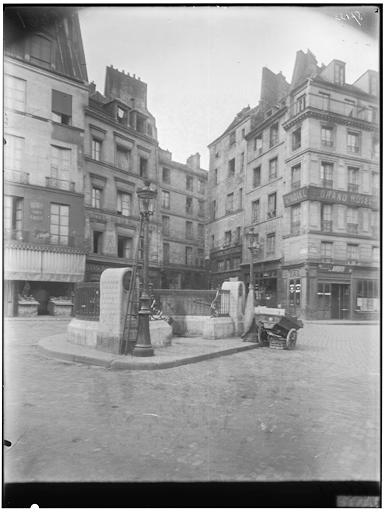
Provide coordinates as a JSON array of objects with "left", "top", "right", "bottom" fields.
[{"left": 4, "top": 245, "right": 85, "bottom": 282}]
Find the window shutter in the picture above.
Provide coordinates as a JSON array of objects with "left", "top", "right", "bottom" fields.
[
  {"left": 52, "top": 90, "right": 72, "bottom": 115},
  {"left": 361, "top": 170, "right": 370, "bottom": 194}
]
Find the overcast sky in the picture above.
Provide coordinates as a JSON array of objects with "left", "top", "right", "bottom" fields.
[{"left": 79, "top": 5, "right": 379, "bottom": 169}]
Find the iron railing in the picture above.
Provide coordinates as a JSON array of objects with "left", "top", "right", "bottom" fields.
[
  {"left": 46, "top": 176, "right": 75, "bottom": 192},
  {"left": 4, "top": 169, "right": 29, "bottom": 184},
  {"left": 152, "top": 289, "right": 230, "bottom": 317},
  {"left": 74, "top": 282, "right": 100, "bottom": 320}
]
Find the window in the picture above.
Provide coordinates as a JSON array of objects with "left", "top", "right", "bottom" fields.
[
  {"left": 228, "top": 158, "right": 236, "bottom": 177},
  {"left": 211, "top": 200, "right": 217, "bottom": 220},
  {"left": 139, "top": 157, "right": 148, "bottom": 178},
  {"left": 4, "top": 75, "right": 26, "bottom": 111},
  {"left": 236, "top": 226, "right": 241, "bottom": 243},
  {"left": 198, "top": 179, "right": 205, "bottom": 194},
  {"left": 321, "top": 241, "right": 333, "bottom": 262},
  {"left": 91, "top": 139, "right": 102, "bottom": 161},
  {"left": 334, "top": 63, "right": 345, "bottom": 85},
  {"left": 269, "top": 123, "right": 279, "bottom": 147},
  {"left": 372, "top": 172, "right": 379, "bottom": 195},
  {"left": 371, "top": 135, "right": 379, "bottom": 160},
  {"left": 321, "top": 126, "right": 333, "bottom": 147},
  {"left": 147, "top": 124, "right": 153, "bottom": 137},
  {"left": 356, "top": 279, "right": 379, "bottom": 312},
  {"left": 92, "top": 187, "right": 102, "bottom": 209},
  {"left": 229, "top": 131, "right": 236, "bottom": 146},
  {"left": 163, "top": 243, "right": 170, "bottom": 264},
  {"left": 292, "top": 127, "right": 301, "bottom": 150},
  {"left": 268, "top": 193, "right": 277, "bottom": 218},
  {"left": 266, "top": 233, "right": 276, "bottom": 255},
  {"left": 52, "top": 90, "right": 72, "bottom": 125},
  {"left": 320, "top": 162, "right": 333, "bottom": 188},
  {"left": 162, "top": 167, "right": 170, "bottom": 184},
  {"left": 240, "top": 152, "right": 245, "bottom": 172},
  {"left": 254, "top": 133, "right": 263, "bottom": 154},
  {"left": 241, "top": 128, "right": 245, "bottom": 138},
  {"left": 116, "top": 146, "right": 130, "bottom": 170},
  {"left": 198, "top": 200, "right": 205, "bottom": 217},
  {"left": 50, "top": 203, "right": 69, "bottom": 246},
  {"left": 347, "top": 208, "right": 359, "bottom": 234},
  {"left": 269, "top": 158, "right": 278, "bottom": 180},
  {"left": 30, "top": 35, "right": 52, "bottom": 68},
  {"left": 347, "top": 244, "right": 359, "bottom": 263},
  {"left": 291, "top": 164, "right": 301, "bottom": 190},
  {"left": 198, "top": 223, "right": 204, "bottom": 240},
  {"left": 252, "top": 199, "right": 260, "bottom": 222},
  {"left": 371, "top": 211, "right": 379, "bottom": 237},
  {"left": 347, "top": 131, "right": 360, "bottom": 153},
  {"left": 319, "top": 92, "right": 330, "bottom": 111},
  {"left": 161, "top": 190, "right": 170, "bottom": 209},
  {"left": 295, "top": 94, "right": 306, "bottom": 114},
  {"left": 162, "top": 216, "right": 170, "bottom": 236},
  {"left": 372, "top": 246, "right": 380, "bottom": 262},
  {"left": 224, "top": 230, "right": 232, "bottom": 247},
  {"left": 185, "top": 247, "right": 193, "bottom": 266},
  {"left": 117, "top": 237, "right": 132, "bottom": 259},
  {"left": 226, "top": 193, "right": 234, "bottom": 213},
  {"left": 321, "top": 204, "right": 332, "bottom": 232},
  {"left": 4, "top": 134, "right": 24, "bottom": 171},
  {"left": 186, "top": 196, "right": 193, "bottom": 214},
  {"left": 185, "top": 175, "right": 193, "bottom": 191},
  {"left": 117, "top": 191, "right": 132, "bottom": 216},
  {"left": 233, "top": 257, "right": 241, "bottom": 269},
  {"left": 186, "top": 221, "right": 193, "bottom": 239},
  {"left": 51, "top": 146, "right": 71, "bottom": 184},
  {"left": 347, "top": 167, "right": 359, "bottom": 192},
  {"left": 214, "top": 169, "right": 218, "bottom": 185},
  {"left": 197, "top": 248, "right": 204, "bottom": 268},
  {"left": 93, "top": 231, "right": 103, "bottom": 254},
  {"left": 136, "top": 114, "right": 146, "bottom": 133},
  {"left": 317, "top": 283, "right": 331, "bottom": 311},
  {"left": 218, "top": 260, "right": 225, "bottom": 272},
  {"left": 238, "top": 188, "right": 243, "bottom": 209},
  {"left": 4, "top": 196, "right": 23, "bottom": 239},
  {"left": 117, "top": 107, "right": 127, "bottom": 125},
  {"left": 253, "top": 166, "right": 261, "bottom": 188},
  {"left": 291, "top": 204, "right": 301, "bottom": 234}
]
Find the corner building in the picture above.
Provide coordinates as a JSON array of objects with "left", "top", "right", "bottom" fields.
[
  {"left": 281, "top": 51, "right": 379, "bottom": 320},
  {"left": 4, "top": 7, "right": 89, "bottom": 316}
]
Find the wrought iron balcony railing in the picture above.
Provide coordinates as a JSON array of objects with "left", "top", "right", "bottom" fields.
[
  {"left": 348, "top": 183, "right": 359, "bottom": 193},
  {"left": 321, "top": 220, "right": 332, "bottom": 232},
  {"left": 46, "top": 176, "right": 75, "bottom": 192},
  {"left": 347, "top": 223, "right": 359, "bottom": 234},
  {"left": 321, "top": 179, "right": 333, "bottom": 189},
  {"left": 4, "top": 169, "right": 29, "bottom": 184}
]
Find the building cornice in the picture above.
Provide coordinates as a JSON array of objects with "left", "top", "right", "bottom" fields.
[{"left": 282, "top": 107, "right": 378, "bottom": 132}]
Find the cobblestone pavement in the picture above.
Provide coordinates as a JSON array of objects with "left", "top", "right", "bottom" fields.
[{"left": 4, "top": 319, "right": 380, "bottom": 482}]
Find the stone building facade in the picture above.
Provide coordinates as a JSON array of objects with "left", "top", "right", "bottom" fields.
[
  {"left": 158, "top": 149, "right": 208, "bottom": 289},
  {"left": 207, "top": 50, "right": 379, "bottom": 320},
  {"left": 4, "top": 7, "right": 89, "bottom": 316}
]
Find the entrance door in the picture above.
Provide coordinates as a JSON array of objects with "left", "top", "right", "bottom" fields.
[{"left": 331, "top": 284, "right": 350, "bottom": 319}]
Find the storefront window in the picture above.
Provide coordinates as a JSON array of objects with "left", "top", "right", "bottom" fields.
[{"left": 356, "top": 279, "right": 379, "bottom": 312}]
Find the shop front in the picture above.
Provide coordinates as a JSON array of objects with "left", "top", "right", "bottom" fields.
[{"left": 241, "top": 261, "right": 283, "bottom": 309}]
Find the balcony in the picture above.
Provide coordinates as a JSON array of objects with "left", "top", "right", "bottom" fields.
[
  {"left": 347, "top": 223, "right": 358, "bottom": 234},
  {"left": 321, "top": 179, "right": 333, "bottom": 189},
  {"left": 4, "top": 169, "right": 30, "bottom": 184},
  {"left": 348, "top": 183, "right": 359, "bottom": 193},
  {"left": 267, "top": 210, "right": 276, "bottom": 219},
  {"left": 46, "top": 176, "right": 75, "bottom": 192},
  {"left": 291, "top": 181, "right": 301, "bottom": 190},
  {"left": 321, "top": 139, "right": 334, "bottom": 147},
  {"left": 289, "top": 93, "right": 379, "bottom": 123},
  {"left": 321, "top": 220, "right": 332, "bottom": 232}
]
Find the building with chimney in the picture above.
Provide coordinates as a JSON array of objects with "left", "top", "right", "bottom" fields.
[
  {"left": 83, "top": 66, "right": 161, "bottom": 285},
  {"left": 158, "top": 149, "right": 208, "bottom": 289},
  {"left": 4, "top": 6, "right": 89, "bottom": 316},
  {"left": 207, "top": 50, "right": 379, "bottom": 319}
]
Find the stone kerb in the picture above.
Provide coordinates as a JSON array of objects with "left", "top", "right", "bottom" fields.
[
  {"left": 221, "top": 280, "right": 246, "bottom": 335},
  {"left": 96, "top": 268, "right": 131, "bottom": 354}
]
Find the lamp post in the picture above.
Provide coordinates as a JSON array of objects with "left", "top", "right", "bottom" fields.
[
  {"left": 133, "top": 180, "right": 157, "bottom": 357},
  {"left": 246, "top": 226, "right": 260, "bottom": 296}
]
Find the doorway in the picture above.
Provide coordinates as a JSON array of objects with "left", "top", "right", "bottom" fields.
[{"left": 331, "top": 284, "right": 350, "bottom": 319}]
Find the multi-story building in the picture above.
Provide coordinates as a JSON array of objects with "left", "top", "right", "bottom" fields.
[
  {"left": 4, "top": 7, "right": 89, "bottom": 316},
  {"left": 83, "top": 66, "right": 161, "bottom": 285},
  {"left": 281, "top": 50, "right": 380, "bottom": 320},
  {"left": 207, "top": 50, "right": 379, "bottom": 319},
  {"left": 158, "top": 149, "right": 208, "bottom": 289},
  {"left": 207, "top": 106, "right": 253, "bottom": 289}
]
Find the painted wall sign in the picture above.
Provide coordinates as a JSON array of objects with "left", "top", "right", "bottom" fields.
[{"left": 283, "top": 186, "right": 377, "bottom": 209}]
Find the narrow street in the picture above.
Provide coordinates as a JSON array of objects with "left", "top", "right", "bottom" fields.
[{"left": 4, "top": 319, "right": 380, "bottom": 483}]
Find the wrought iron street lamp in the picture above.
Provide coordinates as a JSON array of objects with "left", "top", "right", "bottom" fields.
[
  {"left": 246, "top": 226, "right": 260, "bottom": 294},
  {"left": 133, "top": 180, "right": 157, "bottom": 357}
]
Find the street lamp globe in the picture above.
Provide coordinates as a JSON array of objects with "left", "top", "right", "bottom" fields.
[{"left": 137, "top": 180, "right": 157, "bottom": 215}]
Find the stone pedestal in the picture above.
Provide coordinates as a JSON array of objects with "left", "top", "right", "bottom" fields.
[
  {"left": 96, "top": 268, "right": 132, "bottom": 354},
  {"left": 221, "top": 280, "right": 246, "bottom": 335},
  {"left": 48, "top": 299, "right": 73, "bottom": 316},
  {"left": 17, "top": 299, "right": 39, "bottom": 317},
  {"left": 203, "top": 317, "right": 235, "bottom": 339}
]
